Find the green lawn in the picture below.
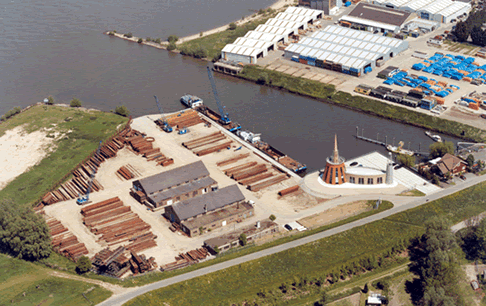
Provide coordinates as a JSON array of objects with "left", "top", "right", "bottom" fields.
[
  {"left": 0, "top": 105, "right": 128, "bottom": 207},
  {"left": 398, "top": 189, "right": 426, "bottom": 197},
  {"left": 0, "top": 254, "right": 112, "bottom": 306}
]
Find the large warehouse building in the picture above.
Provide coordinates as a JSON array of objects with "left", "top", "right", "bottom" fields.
[
  {"left": 369, "top": 0, "right": 471, "bottom": 23},
  {"left": 339, "top": 3, "right": 413, "bottom": 33},
  {"left": 221, "top": 7, "right": 323, "bottom": 64},
  {"left": 299, "top": 0, "right": 343, "bottom": 15},
  {"left": 284, "top": 25, "right": 408, "bottom": 76}
]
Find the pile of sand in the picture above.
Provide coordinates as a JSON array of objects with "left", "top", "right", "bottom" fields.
[{"left": 0, "top": 125, "right": 55, "bottom": 190}]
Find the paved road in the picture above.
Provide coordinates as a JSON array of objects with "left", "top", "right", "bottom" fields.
[{"left": 98, "top": 174, "right": 486, "bottom": 306}]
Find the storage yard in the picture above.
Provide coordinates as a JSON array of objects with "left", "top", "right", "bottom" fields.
[{"left": 40, "top": 109, "right": 325, "bottom": 276}]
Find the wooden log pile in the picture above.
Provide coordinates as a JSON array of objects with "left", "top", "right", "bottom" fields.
[
  {"left": 121, "top": 132, "right": 174, "bottom": 167},
  {"left": 278, "top": 185, "right": 300, "bottom": 196},
  {"left": 81, "top": 197, "right": 157, "bottom": 252},
  {"left": 41, "top": 132, "right": 127, "bottom": 205},
  {"left": 164, "top": 109, "right": 203, "bottom": 129},
  {"left": 216, "top": 153, "right": 250, "bottom": 167},
  {"left": 249, "top": 174, "right": 289, "bottom": 192},
  {"left": 116, "top": 164, "right": 141, "bottom": 181},
  {"left": 182, "top": 132, "right": 232, "bottom": 157},
  {"left": 91, "top": 246, "right": 156, "bottom": 278},
  {"left": 160, "top": 247, "right": 209, "bottom": 272},
  {"left": 44, "top": 215, "right": 88, "bottom": 261}
]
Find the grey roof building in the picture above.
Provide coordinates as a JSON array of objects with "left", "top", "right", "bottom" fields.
[{"left": 347, "top": 3, "right": 412, "bottom": 27}]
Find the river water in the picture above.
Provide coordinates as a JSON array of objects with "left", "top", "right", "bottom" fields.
[{"left": 1, "top": 0, "right": 460, "bottom": 171}]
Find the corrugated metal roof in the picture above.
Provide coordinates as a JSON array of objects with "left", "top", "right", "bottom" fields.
[
  {"left": 266, "top": 18, "right": 300, "bottom": 30},
  {"left": 402, "top": 0, "right": 435, "bottom": 11},
  {"left": 255, "top": 24, "right": 291, "bottom": 36},
  {"left": 171, "top": 184, "right": 245, "bottom": 221},
  {"left": 439, "top": 1, "right": 470, "bottom": 17},
  {"left": 285, "top": 6, "right": 322, "bottom": 18},
  {"left": 233, "top": 37, "right": 272, "bottom": 50},
  {"left": 149, "top": 176, "right": 217, "bottom": 203},
  {"left": 275, "top": 12, "right": 309, "bottom": 23},
  {"left": 419, "top": 0, "right": 453, "bottom": 14},
  {"left": 137, "top": 161, "right": 209, "bottom": 195},
  {"left": 244, "top": 31, "right": 282, "bottom": 43},
  {"left": 222, "top": 44, "right": 263, "bottom": 56}
]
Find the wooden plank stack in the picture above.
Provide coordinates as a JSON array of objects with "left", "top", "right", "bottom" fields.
[
  {"left": 278, "top": 185, "right": 300, "bottom": 196},
  {"left": 164, "top": 109, "right": 203, "bottom": 129},
  {"left": 44, "top": 215, "right": 88, "bottom": 261},
  {"left": 116, "top": 164, "right": 141, "bottom": 181},
  {"left": 91, "top": 246, "right": 156, "bottom": 278},
  {"left": 249, "top": 174, "right": 289, "bottom": 192},
  {"left": 160, "top": 248, "right": 209, "bottom": 272},
  {"left": 81, "top": 197, "right": 157, "bottom": 253},
  {"left": 216, "top": 153, "right": 250, "bottom": 167},
  {"left": 182, "top": 132, "right": 233, "bottom": 157},
  {"left": 123, "top": 133, "right": 174, "bottom": 167}
]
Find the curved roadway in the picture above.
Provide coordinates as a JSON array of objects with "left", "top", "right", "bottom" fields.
[{"left": 98, "top": 174, "right": 485, "bottom": 306}]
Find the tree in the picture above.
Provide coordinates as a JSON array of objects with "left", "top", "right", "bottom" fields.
[
  {"left": 154, "top": 38, "right": 161, "bottom": 44},
  {"left": 46, "top": 96, "right": 54, "bottom": 105},
  {"left": 239, "top": 233, "right": 247, "bottom": 246},
  {"left": 115, "top": 105, "right": 130, "bottom": 117},
  {"left": 363, "top": 283, "right": 369, "bottom": 293},
  {"left": 167, "top": 43, "right": 177, "bottom": 51},
  {"left": 257, "top": 73, "right": 269, "bottom": 85},
  {"left": 228, "top": 22, "right": 237, "bottom": 30},
  {"left": 429, "top": 141, "right": 454, "bottom": 158},
  {"left": 0, "top": 200, "right": 51, "bottom": 261},
  {"left": 1, "top": 106, "right": 22, "bottom": 121},
  {"left": 76, "top": 256, "right": 92, "bottom": 274},
  {"left": 70, "top": 98, "right": 82, "bottom": 108},
  {"left": 137, "top": 38, "right": 143, "bottom": 43},
  {"left": 397, "top": 153, "right": 415, "bottom": 168},
  {"left": 453, "top": 21, "right": 469, "bottom": 42},
  {"left": 124, "top": 32, "right": 133, "bottom": 38},
  {"left": 167, "top": 35, "right": 179, "bottom": 43},
  {"left": 193, "top": 46, "right": 208, "bottom": 59},
  {"left": 432, "top": 175, "right": 440, "bottom": 185},
  {"left": 145, "top": 37, "right": 152, "bottom": 42},
  {"left": 471, "top": 26, "right": 485, "bottom": 46},
  {"left": 269, "top": 214, "right": 276, "bottom": 221},
  {"left": 466, "top": 154, "right": 475, "bottom": 168}
]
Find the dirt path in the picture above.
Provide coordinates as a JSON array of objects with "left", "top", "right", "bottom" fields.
[{"left": 47, "top": 271, "right": 130, "bottom": 295}]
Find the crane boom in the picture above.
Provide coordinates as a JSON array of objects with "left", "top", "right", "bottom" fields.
[
  {"left": 154, "top": 95, "right": 173, "bottom": 132},
  {"left": 207, "top": 66, "right": 231, "bottom": 125}
]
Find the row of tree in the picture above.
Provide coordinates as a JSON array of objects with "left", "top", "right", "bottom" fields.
[{"left": 453, "top": 9, "right": 486, "bottom": 46}]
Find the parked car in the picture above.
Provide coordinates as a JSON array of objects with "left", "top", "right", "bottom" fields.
[
  {"left": 480, "top": 114, "right": 486, "bottom": 120},
  {"left": 460, "top": 175, "right": 467, "bottom": 180}
]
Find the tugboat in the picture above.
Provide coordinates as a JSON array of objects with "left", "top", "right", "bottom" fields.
[
  {"left": 180, "top": 95, "right": 203, "bottom": 109},
  {"left": 425, "top": 131, "right": 442, "bottom": 142}
]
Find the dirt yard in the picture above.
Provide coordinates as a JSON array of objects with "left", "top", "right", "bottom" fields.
[{"left": 298, "top": 201, "right": 369, "bottom": 229}]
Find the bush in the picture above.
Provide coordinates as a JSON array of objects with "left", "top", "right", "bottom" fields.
[
  {"left": 137, "top": 38, "right": 143, "bottom": 43},
  {"left": 0, "top": 199, "right": 51, "bottom": 261},
  {"left": 167, "top": 42, "right": 177, "bottom": 51},
  {"left": 124, "top": 32, "right": 133, "bottom": 38},
  {"left": 1, "top": 106, "right": 22, "bottom": 121},
  {"left": 229, "top": 22, "right": 237, "bottom": 30},
  {"left": 76, "top": 256, "right": 92, "bottom": 274},
  {"left": 46, "top": 96, "right": 54, "bottom": 105},
  {"left": 200, "top": 32, "right": 204, "bottom": 37},
  {"left": 180, "top": 45, "right": 208, "bottom": 59},
  {"left": 212, "top": 53, "right": 222, "bottom": 62},
  {"left": 239, "top": 233, "right": 247, "bottom": 246},
  {"left": 145, "top": 37, "right": 152, "bottom": 42},
  {"left": 115, "top": 105, "right": 130, "bottom": 117},
  {"left": 258, "top": 8, "right": 265, "bottom": 14},
  {"left": 167, "top": 35, "right": 179, "bottom": 43},
  {"left": 155, "top": 38, "right": 161, "bottom": 44},
  {"left": 257, "top": 73, "right": 269, "bottom": 85},
  {"left": 269, "top": 214, "right": 276, "bottom": 221},
  {"left": 70, "top": 98, "right": 82, "bottom": 108},
  {"left": 108, "top": 31, "right": 115, "bottom": 36}
]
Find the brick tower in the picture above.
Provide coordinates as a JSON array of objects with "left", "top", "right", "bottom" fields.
[{"left": 321, "top": 135, "right": 346, "bottom": 185}]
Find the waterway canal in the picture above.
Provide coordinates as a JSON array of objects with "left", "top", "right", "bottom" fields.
[{"left": 1, "top": 0, "right": 461, "bottom": 172}]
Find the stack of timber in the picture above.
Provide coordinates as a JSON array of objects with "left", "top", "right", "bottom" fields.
[
  {"left": 216, "top": 153, "right": 250, "bottom": 167},
  {"left": 40, "top": 134, "right": 127, "bottom": 205},
  {"left": 249, "top": 174, "right": 289, "bottom": 192},
  {"left": 160, "top": 247, "right": 209, "bottom": 272},
  {"left": 221, "top": 161, "right": 281, "bottom": 190},
  {"left": 116, "top": 164, "right": 141, "bottom": 181},
  {"left": 278, "top": 185, "right": 300, "bottom": 196},
  {"left": 121, "top": 131, "right": 174, "bottom": 167},
  {"left": 182, "top": 132, "right": 232, "bottom": 156},
  {"left": 164, "top": 109, "right": 203, "bottom": 129},
  {"left": 81, "top": 197, "right": 157, "bottom": 252},
  {"left": 91, "top": 246, "right": 156, "bottom": 278},
  {"left": 44, "top": 215, "right": 88, "bottom": 261}
]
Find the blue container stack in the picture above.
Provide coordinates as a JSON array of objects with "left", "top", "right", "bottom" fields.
[{"left": 415, "top": 53, "right": 486, "bottom": 82}]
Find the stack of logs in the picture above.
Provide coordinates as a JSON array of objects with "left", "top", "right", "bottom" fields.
[
  {"left": 91, "top": 246, "right": 156, "bottom": 278},
  {"left": 122, "top": 131, "right": 174, "bottom": 167},
  {"left": 81, "top": 197, "right": 157, "bottom": 252},
  {"left": 278, "top": 185, "right": 300, "bottom": 197},
  {"left": 160, "top": 248, "right": 209, "bottom": 272},
  {"left": 182, "top": 132, "right": 232, "bottom": 157},
  {"left": 37, "top": 208, "right": 89, "bottom": 261},
  {"left": 164, "top": 109, "right": 203, "bottom": 129},
  {"left": 217, "top": 154, "right": 289, "bottom": 191},
  {"left": 41, "top": 133, "right": 126, "bottom": 205},
  {"left": 116, "top": 164, "right": 141, "bottom": 181}
]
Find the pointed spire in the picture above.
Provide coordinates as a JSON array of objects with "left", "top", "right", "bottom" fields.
[{"left": 333, "top": 134, "right": 339, "bottom": 163}]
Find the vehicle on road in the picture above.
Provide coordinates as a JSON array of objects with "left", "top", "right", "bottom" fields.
[{"left": 284, "top": 221, "right": 307, "bottom": 232}]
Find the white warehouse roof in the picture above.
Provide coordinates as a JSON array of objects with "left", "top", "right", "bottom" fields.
[
  {"left": 384, "top": 0, "right": 412, "bottom": 8},
  {"left": 401, "top": 0, "right": 435, "bottom": 11},
  {"left": 439, "top": 1, "right": 470, "bottom": 17},
  {"left": 265, "top": 18, "right": 300, "bottom": 30},
  {"left": 233, "top": 37, "right": 273, "bottom": 50},
  {"left": 255, "top": 24, "right": 292, "bottom": 36},
  {"left": 285, "top": 6, "right": 322, "bottom": 19},
  {"left": 222, "top": 44, "right": 263, "bottom": 57},
  {"left": 420, "top": 0, "right": 453, "bottom": 14},
  {"left": 275, "top": 12, "right": 311, "bottom": 24},
  {"left": 244, "top": 31, "right": 283, "bottom": 43}
]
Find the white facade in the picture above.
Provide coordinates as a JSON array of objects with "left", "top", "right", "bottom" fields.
[
  {"left": 439, "top": 2, "right": 470, "bottom": 23},
  {"left": 221, "top": 44, "right": 263, "bottom": 64},
  {"left": 339, "top": 15, "right": 400, "bottom": 33}
]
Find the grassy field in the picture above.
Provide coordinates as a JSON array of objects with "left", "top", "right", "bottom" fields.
[
  {"left": 398, "top": 189, "right": 426, "bottom": 197},
  {"left": 0, "top": 254, "right": 112, "bottom": 306},
  {"left": 239, "top": 65, "right": 486, "bottom": 143},
  {"left": 177, "top": 13, "right": 274, "bottom": 60},
  {"left": 0, "top": 104, "right": 128, "bottom": 207},
  {"left": 84, "top": 201, "right": 393, "bottom": 287}
]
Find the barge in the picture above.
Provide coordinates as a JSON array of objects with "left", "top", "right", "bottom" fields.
[
  {"left": 237, "top": 130, "right": 307, "bottom": 173},
  {"left": 196, "top": 105, "right": 241, "bottom": 132},
  {"left": 181, "top": 95, "right": 204, "bottom": 109}
]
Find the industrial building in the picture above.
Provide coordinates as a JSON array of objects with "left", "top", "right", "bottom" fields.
[
  {"left": 370, "top": 0, "right": 471, "bottom": 23},
  {"left": 204, "top": 220, "right": 279, "bottom": 253},
  {"left": 131, "top": 161, "right": 218, "bottom": 209},
  {"left": 339, "top": 3, "right": 413, "bottom": 33},
  {"left": 284, "top": 25, "right": 409, "bottom": 76},
  {"left": 299, "top": 0, "right": 343, "bottom": 15},
  {"left": 164, "top": 185, "right": 253, "bottom": 237},
  {"left": 221, "top": 7, "right": 323, "bottom": 64}
]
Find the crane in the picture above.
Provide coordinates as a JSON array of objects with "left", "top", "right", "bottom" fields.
[
  {"left": 154, "top": 95, "right": 173, "bottom": 133},
  {"left": 76, "top": 141, "right": 102, "bottom": 205},
  {"left": 207, "top": 66, "right": 231, "bottom": 125}
]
